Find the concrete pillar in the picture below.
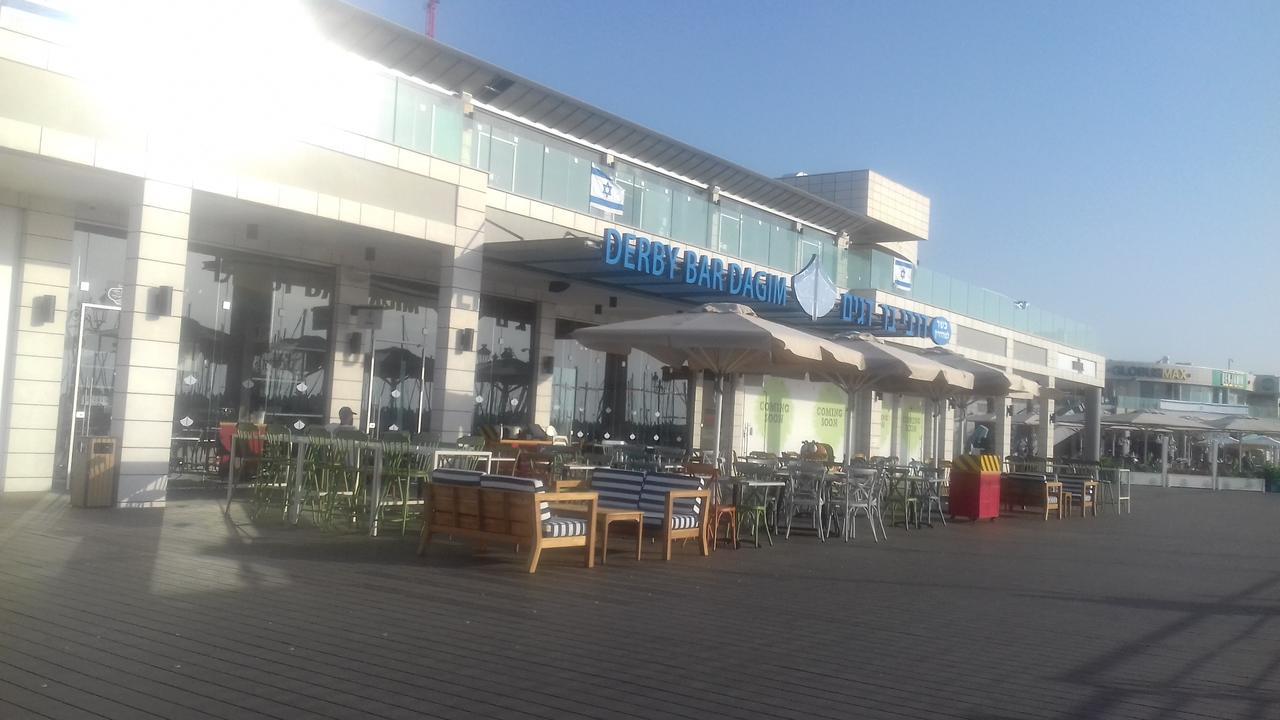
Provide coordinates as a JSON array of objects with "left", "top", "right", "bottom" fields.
[
  {"left": 730, "top": 374, "right": 748, "bottom": 459},
  {"left": 1037, "top": 378, "right": 1056, "bottom": 463},
  {"left": 530, "top": 302, "right": 556, "bottom": 429},
  {"left": 992, "top": 396, "right": 1013, "bottom": 458},
  {"left": 1, "top": 205, "right": 73, "bottom": 492},
  {"left": 940, "top": 404, "right": 956, "bottom": 461},
  {"left": 429, "top": 240, "right": 483, "bottom": 443},
  {"left": 888, "top": 394, "right": 902, "bottom": 459},
  {"left": 922, "top": 399, "right": 935, "bottom": 464},
  {"left": 687, "top": 369, "right": 706, "bottom": 454},
  {"left": 0, "top": 206, "right": 17, "bottom": 484},
  {"left": 851, "top": 389, "right": 875, "bottom": 458},
  {"left": 329, "top": 266, "right": 371, "bottom": 428},
  {"left": 110, "top": 180, "right": 191, "bottom": 507}
]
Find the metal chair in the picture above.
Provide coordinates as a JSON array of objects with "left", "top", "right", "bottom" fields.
[
  {"left": 916, "top": 466, "right": 948, "bottom": 527},
  {"left": 378, "top": 434, "right": 431, "bottom": 536},
  {"left": 785, "top": 462, "right": 828, "bottom": 542}
]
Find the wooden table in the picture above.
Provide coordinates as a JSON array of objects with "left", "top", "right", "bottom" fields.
[{"left": 596, "top": 508, "right": 643, "bottom": 564}]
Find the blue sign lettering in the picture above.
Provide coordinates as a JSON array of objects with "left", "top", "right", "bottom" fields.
[{"left": 603, "top": 228, "right": 624, "bottom": 265}]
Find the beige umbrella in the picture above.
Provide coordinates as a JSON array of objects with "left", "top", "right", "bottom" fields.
[
  {"left": 913, "top": 346, "right": 1042, "bottom": 457},
  {"left": 820, "top": 333, "right": 974, "bottom": 464},
  {"left": 573, "top": 303, "right": 863, "bottom": 467}
]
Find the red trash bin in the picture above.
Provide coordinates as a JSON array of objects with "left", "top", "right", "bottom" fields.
[{"left": 948, "top": 454, "right": 1001, "bottom": 521}]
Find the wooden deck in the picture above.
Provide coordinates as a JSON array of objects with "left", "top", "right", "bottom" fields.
[{"left": 1, "top": 486, "right": 1277, "bottom": 719}]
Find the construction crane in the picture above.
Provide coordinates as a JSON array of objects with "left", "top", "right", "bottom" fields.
[{"left": 425, "top": 0, "right": 438, "bottom": 38}]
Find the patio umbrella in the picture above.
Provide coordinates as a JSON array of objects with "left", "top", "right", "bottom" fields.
[
  {"left": 1209, "top": 416, "right": 1280, "bottom": 436},
  {"left": 1106, "top": 411, "right": 1214, "bottom": 432},
  {"left": 573, "top": 303, "right": 860, "bottom": 469},
  {"left": 913, "top": 346, "right": 1040, "bottom": 458},
  {"left": 820, "top": 332, "right": 974, "bottom": 464}
]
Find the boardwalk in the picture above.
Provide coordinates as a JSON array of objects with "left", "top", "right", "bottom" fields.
[{"left": 0, "top": 487, "right": 1277, "bottom": 720}]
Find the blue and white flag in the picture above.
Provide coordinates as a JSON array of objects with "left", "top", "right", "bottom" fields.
[
  {"left": 892, "top": 258, "right": 914, "bottom": 291},
  {"left": 589, "top": 165, "right": 625, "bottom": 215}
]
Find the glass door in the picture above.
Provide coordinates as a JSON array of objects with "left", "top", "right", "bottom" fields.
[
  {"left": 63, "top": 304, "right": 122, "bottom": 484},
  {"left": 366, "top": 338, "right": 429, "bottom": 435}
]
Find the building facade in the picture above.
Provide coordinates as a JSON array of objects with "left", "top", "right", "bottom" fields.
[
  {"left": 0, "top": 0, "right": 1103, "bottom": 503},
  {"left": 1106, "top": 360, "right": 1279, "bottom": 418}
]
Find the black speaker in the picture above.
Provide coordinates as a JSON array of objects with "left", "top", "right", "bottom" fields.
[
  {"left": 456, "top": 328, "right": 474, "bottom": 352},
  {"left": 540, "top": 356, "right": 554, "bottom": 374},
  {"left": 31, "top": 295, "right": 55, "bottom": 325},
  {"left": 148, "top": 285, "right": 173, "bottom": 316},
  {"left": 347, "top": 332, "right": 362, "bottom": 355}
]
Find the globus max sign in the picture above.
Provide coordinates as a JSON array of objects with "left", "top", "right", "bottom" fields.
[{"left": 599, "top": 228, "right": 951, "bottom": 345}]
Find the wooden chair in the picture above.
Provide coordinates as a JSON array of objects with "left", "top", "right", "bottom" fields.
[
  {"left": 1058, "top": 474, "right": 1098, "bottom": 517},
  {"left": 685, "top": 462, "right": 735, "bottom": 550}
]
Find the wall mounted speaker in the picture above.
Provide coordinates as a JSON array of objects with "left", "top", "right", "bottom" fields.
[
  {"left": 456, "top": 328, "right": 474, "bottom": 352},
  {"left": 31, "top": 295, "right": 55, "bottom": 325},
  {"left": 541, "top": 356, "right": 554, "bottom": 374},
  {"left": 148, "top": 285, "right": 173, "bottom": 317}
]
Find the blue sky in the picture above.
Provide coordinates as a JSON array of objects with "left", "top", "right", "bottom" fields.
[{"left": 352, "top": 0, "right": 1280, "bottom": 371}]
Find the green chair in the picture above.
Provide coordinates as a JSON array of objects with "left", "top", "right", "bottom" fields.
[
  {"left": 377, "top": 436, "right": 431, "bottom": 535},
  {"left": 249, "top": 424, "right": 294, "bottom": 521}
]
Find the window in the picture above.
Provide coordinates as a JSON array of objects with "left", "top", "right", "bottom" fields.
[
  {"left": 393, "top": 79, "right": 462, "bottom": 163},
  {"left": 473, "top": 295, "right": 536, "bottom": 433},
  {"left": 671, "top": 186, "right": 710, "bottom": 247}
]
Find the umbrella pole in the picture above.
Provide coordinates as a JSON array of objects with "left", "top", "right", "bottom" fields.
[
  {"left": 845, "top": 388, "right": 856, "bottom": 466},
  {"left": 713, "top": 374, "right": 725, "bottom": 475}
]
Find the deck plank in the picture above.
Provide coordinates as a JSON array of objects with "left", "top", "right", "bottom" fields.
[{"left": 0, "top": 487, "right": 1277, "bottom": 720}]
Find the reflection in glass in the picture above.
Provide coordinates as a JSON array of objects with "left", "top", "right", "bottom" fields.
[
  {"left": 551, "top": 320, "right": 606, "bottom": 439},
  {"left": 472, "top": 295, "right": 535, "bottom": 433},
  {"left": 53, "top": 228, "right": 127, "bottom": 481},
  {"left": 174, "top": 247, "right": 333, "bottom": 474},
  {"left": 366, "top": 276, "right": 438, "bottom": 436}
]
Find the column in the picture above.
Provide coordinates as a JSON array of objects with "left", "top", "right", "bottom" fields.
[
  {"left": 992, "top": 396, "right": 1013, "bottom": 458},
  {"left": 110, "top": 180, "right": 191, "bottom": 507},
  {"left": 939, "top": 403, "right": 956, "bottom": 461},
  {"left": 328, "top": 266, "right": 371, "bottom": 428},
  {"left": 922, "top": 399, "right": 935, "bottom": 465},
  {"left": 530, "top": 302, "right": 556, "bottom": 430},
  {"left": 429, "top": 241, "right": 482, "bottom": 443},
  {"left": 687, "top": 369, "right": 706, "bottom": 454},
  {"left": 1, "top": 205, "right": 73, "bottom": 492},
  {"left": 888, "top": 394, "right": 902, "bottom": 460},
  {"left": 729, "top": 374, "right": 748, "bottom": 459},
  {"left": 1037, "top": 378, "right": 1056, "bottom": 463}
]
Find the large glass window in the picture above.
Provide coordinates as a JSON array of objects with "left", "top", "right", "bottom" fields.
[
  {"left": 671, "top": 185, "right": 711, "bottom": 247},
  {"left": 473, "top": 295, "right": 536, "bottom": 433},
  {"left": 541, "top": 142, "right": 591, "bottom": 213},
  {"left": 620, "top": 349, "right": 688, "bottom": 448},
  {"left": 366, "top": 276, "right": 439, "bottom": 436},
  {"left": 173, "top": 248, "right": 333, "bottom": 467},
  {"left": 717, "top": 206, "right": 742, "bottom": 256},
  {"left": 740, "top": 210, "right": 771, "bottom": 266},
  {"left": 769, "top": 224, "right": 799, "bottom": 273},
  {"left": 53, "top": 227, "right": 127, "bottom": 481},
  {"left": 550, "top": 320, "right": 608, "bottom": 441},
  {"left": 332, "top": 66, "right": 396, "bottom": 143},
  {"left": 393, "top": 79, "right": 463, "bottom": 163}
]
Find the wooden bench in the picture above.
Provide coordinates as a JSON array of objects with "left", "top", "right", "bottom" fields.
[
  {"left": 1000, "top": 472, "right": 1063, "bottom": 520},
  {"left": 417, "top": 469, "right": 598, "bottom": 573}
]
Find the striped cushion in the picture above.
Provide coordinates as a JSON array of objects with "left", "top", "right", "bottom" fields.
[
  {"left": 431, "top": 468, "right": 483, "bottom": 486},
  {"left": 542, "top": 515, "right": 588, "bottom": 538},
  {"left": 481, "top": 474, "right": 551, "bottom": 521},
  {"left": 590, "top": 468, "right": 646, "bottom": 510},
  {"left": 639, "top": 472, "right": 704, "bottom": 527},
  {"left": 1058, "top": 476, "right": 1095, "bottom": 500},
  {"left": 645, "top": 512, "right": 700, "bottom": 530}
]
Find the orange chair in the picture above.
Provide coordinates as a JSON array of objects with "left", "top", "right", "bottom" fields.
[{"left": 685, "top": 462, "right": 736, "bottom": 550}]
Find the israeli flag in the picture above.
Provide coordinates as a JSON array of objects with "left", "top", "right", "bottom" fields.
[
  {"left": 892, "top": 258, "right": 914, "bottom": 291},
  {"left": 590, "top": 165, "right": 625, "bottom": 215}
]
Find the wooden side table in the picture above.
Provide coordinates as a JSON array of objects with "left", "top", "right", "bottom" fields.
[{"left": 596, "top": 508, "right": 643, "bottom": 564}]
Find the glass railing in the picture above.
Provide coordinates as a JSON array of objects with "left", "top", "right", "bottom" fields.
[
  {"left": 1112, "top": 396, "right": 1163, "bottom": 412},
  {"left": 848, "top": 248, "right": 1099, "bottom": 352}
]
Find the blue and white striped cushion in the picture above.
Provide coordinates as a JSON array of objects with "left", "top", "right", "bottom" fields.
[
  {"left": 481, "top": 474, "right": 551, "bottom": 521},
  {"left": 590, "top": 468, "right": 645, "bottom": 510},
  {"left": 639, "top": 472, "right": 704, "bottom": 527},
  {"left": 1058, "top": 476, "right": 1095, "bottom": 500},
  {"left": 669, "top": 512, "right": 701, "bottom": 530},
  {"left": 431, "top": 468, "right": 483, "bottom": 486},
  {"left": 542, "top": 515, "right": 588, "bottom": 538}
]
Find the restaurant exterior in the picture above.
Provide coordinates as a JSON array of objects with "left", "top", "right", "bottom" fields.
[{"left": 0, "top": 0, "right": 1104, "bottom": 505}]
